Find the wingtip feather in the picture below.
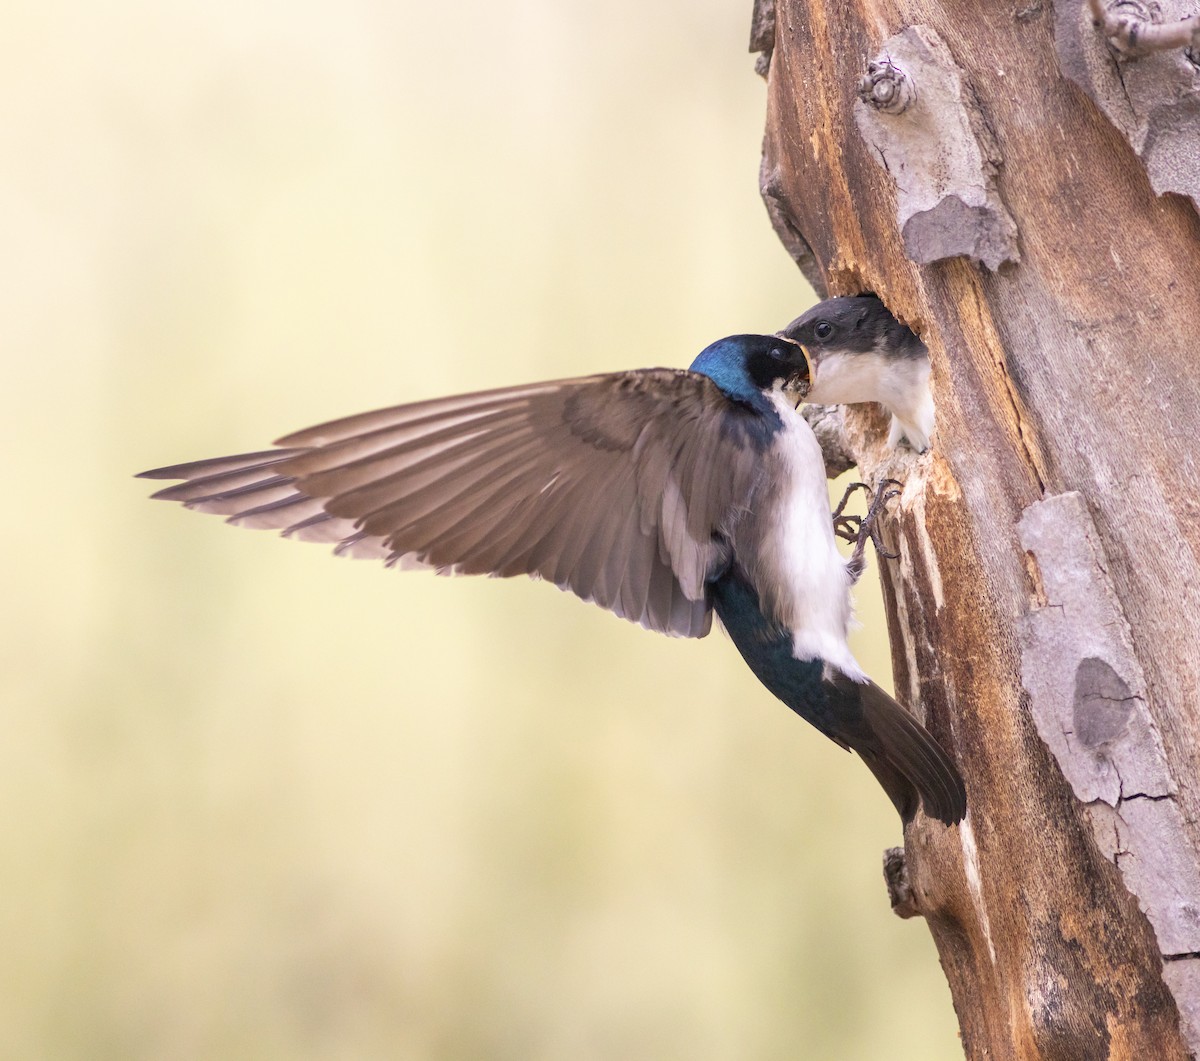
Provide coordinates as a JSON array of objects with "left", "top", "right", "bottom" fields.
[{"left": 838, "top": 677, "right": 967, "bottom": 827}]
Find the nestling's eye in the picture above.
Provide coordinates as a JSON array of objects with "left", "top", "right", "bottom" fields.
[
  {"left": 814, "top": 321, "right": 833, "bottom": 340},
  {"left": 769, "top": 347, "right": 789, "bottom": 361}
]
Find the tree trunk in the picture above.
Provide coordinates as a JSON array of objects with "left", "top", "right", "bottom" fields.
[{"left": 751, "top": 1, "right": 1200, "bottom": 1056}]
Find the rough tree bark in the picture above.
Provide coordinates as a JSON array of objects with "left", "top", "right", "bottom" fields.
[{"left": 751, "top": 1, "right": 1200, "bottom": 1057}]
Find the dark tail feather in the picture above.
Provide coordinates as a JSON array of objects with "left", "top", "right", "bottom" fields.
[{"left": 826, "top": 675, "right": 967, "bottom": 826}]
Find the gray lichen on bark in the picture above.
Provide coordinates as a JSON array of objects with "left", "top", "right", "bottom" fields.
[
  {"left": 1019, "top": 491, "right": 1200, "bottom": 1052},
  {"left": 853, "top": 26, "right": 1020, "bottom": 270},
  {"left": 1055, "top": 0, "right": 1200, "bottom": 211}
]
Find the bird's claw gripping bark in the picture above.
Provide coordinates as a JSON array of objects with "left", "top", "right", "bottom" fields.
[
  {"left": 832, "top": 482, "right": 870, "bottom": 544},
  {"left": 846, "top": 478, "right": 902, "bottom": 583}
]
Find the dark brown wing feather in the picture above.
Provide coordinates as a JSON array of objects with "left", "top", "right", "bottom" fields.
[
  {"left": 140, "top": 370, "right": 770, "bottom": 638},
  {"left": 823, "top": 673, "right": 967, "bottom": 825}
]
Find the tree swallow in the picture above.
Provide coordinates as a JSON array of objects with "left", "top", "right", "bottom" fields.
[
  {"left": 141, "top": 333, "right": 965, "bottom": 825},
  {"left": 784, "top": 296, "right": 934, "bottom": 452}
]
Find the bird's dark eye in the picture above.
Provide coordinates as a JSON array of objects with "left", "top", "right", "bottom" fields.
[
  {"left": 769, "top": 347, "right": 788, "bottom": 361},
  {"left": 814, "top": 321, "right": 833, "bottom": 340}
]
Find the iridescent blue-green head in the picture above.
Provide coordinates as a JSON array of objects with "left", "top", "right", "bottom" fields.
[{"left": 689, "top": 334, "right": 811, "bottom": 408}]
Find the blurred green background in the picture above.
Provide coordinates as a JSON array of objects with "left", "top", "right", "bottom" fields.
[{"left": 3, "top": 1, "right": 961, "bottom": 1057}]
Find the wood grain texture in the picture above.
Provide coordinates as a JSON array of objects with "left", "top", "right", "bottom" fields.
[{"left": 757, "top": 1, "right": 1200, "bottom": 1056}]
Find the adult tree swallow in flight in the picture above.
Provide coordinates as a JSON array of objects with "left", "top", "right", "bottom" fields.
[
  {"left": 141, "top": 332, "right": 965, "bottom": 825},
  {"left": 784, "top": 296, "right": 934, "bottom": 453}
]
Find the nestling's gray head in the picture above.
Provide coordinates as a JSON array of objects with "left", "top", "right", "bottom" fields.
[
  {"left": 782, "top": 296, "right": 924, "bottom": 365},
  {"left": 780, "top": 296, "right": 934, "bottom": 452}
]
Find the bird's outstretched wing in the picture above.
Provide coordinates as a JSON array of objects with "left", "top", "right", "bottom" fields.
[{"left": 141, "top": 369, "right": 771, "bottom": 638}]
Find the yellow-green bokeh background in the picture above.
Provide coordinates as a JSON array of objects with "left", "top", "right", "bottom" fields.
[{"left": 4, "top": 1, "right": 961, "bottom": 1057}]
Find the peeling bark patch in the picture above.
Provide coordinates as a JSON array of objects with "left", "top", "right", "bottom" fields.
[
  {"left": 1073, "top": 657, "right": 1136, "bottom": 747},
  {"left": 1163, "top": 960, "right": 1200, "bottom": 1056},
  {"left": 749, "top": 0, "right": 776, "bottom": 77},
  {"left": 903, "top": 196, "right": 1019, "bottom": 275},
  {"left": 853, "top": 26, "right": 1020, "bottom": 270},
  {"left": 749, "top": 0, "right": 775, "bottom": 54},
  {"left": 1019, "top": 491, "right": 1200, "bottom": 1052},
  {"left": 1054, "top": 0, "right": 1200, "bottom": 212},
  {"left": 1017, "top": 492, "right": 1172, "bottom": 806},
  {"left": 1104, "top": 797, "right": 1200, "bottom": 955}
]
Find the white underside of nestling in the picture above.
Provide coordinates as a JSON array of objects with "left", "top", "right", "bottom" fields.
[
  {"left": 805, "top": 348, "right": 934, "bottom": 452},
  {"left": 751, "top": 389, "right": 865, "bottom": 682}
]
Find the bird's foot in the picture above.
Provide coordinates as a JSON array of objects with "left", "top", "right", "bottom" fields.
[
  {"left": 846, "top": 478, "right": 902, "bottom": 583},
  {"left": 832, "top": 482, "right": 870, "bottom": 543}
]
